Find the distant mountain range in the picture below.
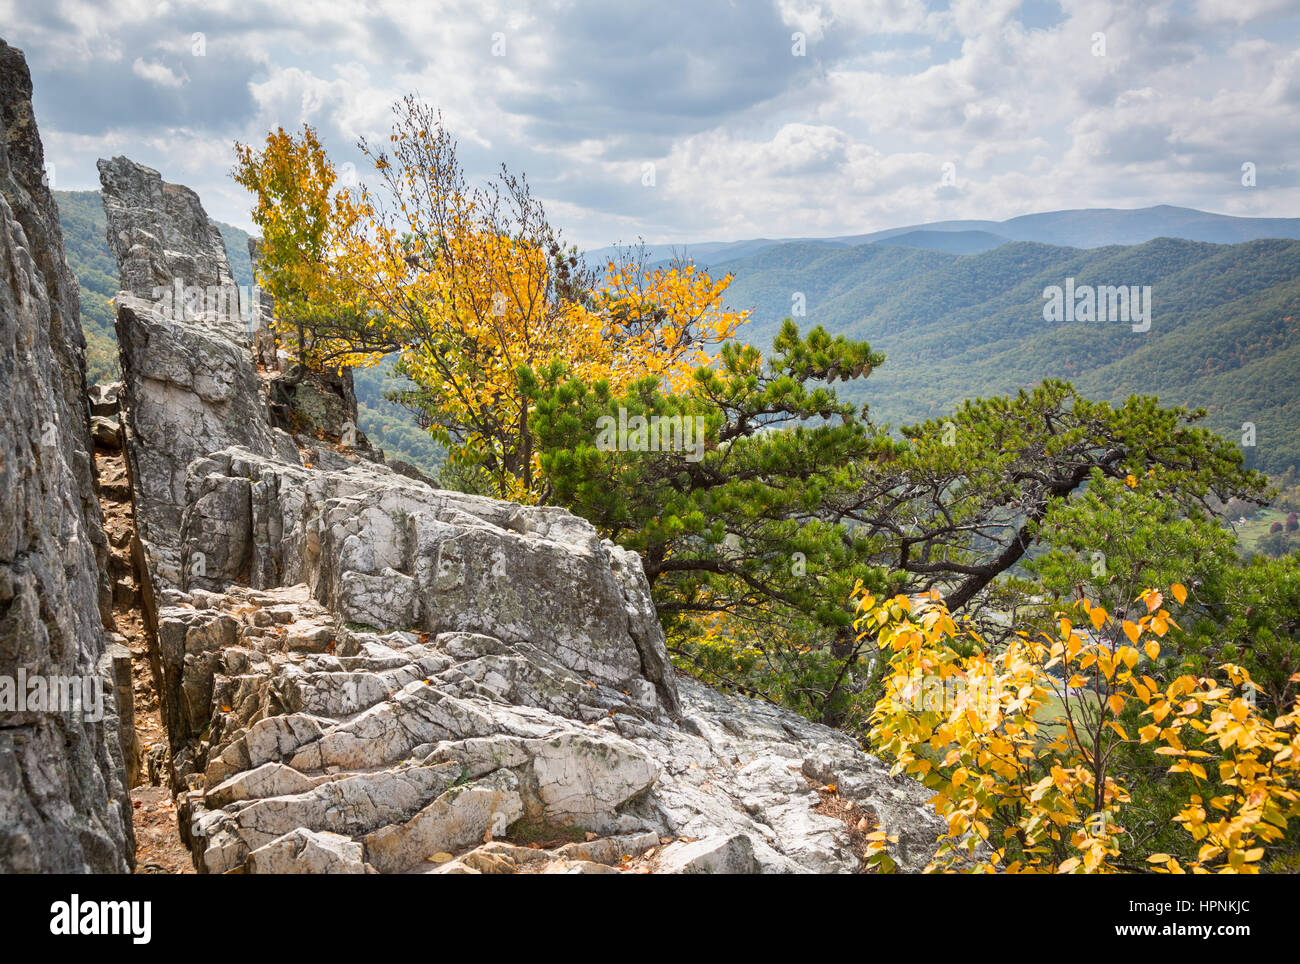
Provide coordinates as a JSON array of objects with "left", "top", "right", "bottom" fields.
[
  {"left": 584, "top": 205, "right": 1300, "bottom": 267},
  {"left": 59, "top": 191, "right": 1299, "bottom": 478},
  {"left": 582, "top": 206, "right": 1300, "bottom": 477},
  {"left": 719, "top": 236, "right": 1300, "bottom": 475}
]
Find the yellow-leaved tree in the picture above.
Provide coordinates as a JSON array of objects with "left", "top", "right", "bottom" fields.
[
  {"left": 232, "top": 125, "right": 371, "bottom": 364},
  {"left": 856, "top": 583, "right": 1300, "bottom": 873},
  {"left": 233, "top": 99, "right": 747, "bottom": 499}
]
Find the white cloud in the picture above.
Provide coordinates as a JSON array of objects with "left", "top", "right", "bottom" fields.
[
  {"left": 1196, "top": 0, "right": 1298, "bottom": 24},
  {"left": 4, "top": 0, "right": 1298, "bottom": 247},
  {"left": 131, "top": 57, "right": 186, "bottom": 88}
]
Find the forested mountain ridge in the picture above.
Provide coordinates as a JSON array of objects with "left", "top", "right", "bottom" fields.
[
  {"left": 716, "top": 236, "right": 1300, "bottom": 475},
  {"left": 584, "top": 204, "right": 1300, "bottom": 269},
  {"left": 56, "top": 187, "right": 1299, "bottom": 476}
]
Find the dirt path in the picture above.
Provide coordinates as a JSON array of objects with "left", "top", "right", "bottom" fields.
[{"left": 95, "top": 444, "right": 194, "bottom": 874}]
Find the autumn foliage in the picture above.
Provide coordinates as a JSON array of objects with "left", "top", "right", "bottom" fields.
[
  {"left": 233, "top": 102, "right": 746, "bottom": 499},
  {"left": 858, "top": 582, "right": 1300, "bottom": 873},
  {"left": 232, "top": 126, "right": 366, "bottom": 359}
]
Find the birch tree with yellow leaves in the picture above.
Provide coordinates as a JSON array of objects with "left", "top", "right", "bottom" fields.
[{"left": 233, "top": 99, "right": 746, "bottom": 499}]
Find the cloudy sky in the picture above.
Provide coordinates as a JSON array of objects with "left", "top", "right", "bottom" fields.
[{"left": 4, "top": 0, "right": 1299, "bottom": 249}]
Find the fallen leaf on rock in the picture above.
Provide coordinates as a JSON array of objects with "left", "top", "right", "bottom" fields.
[{"left": 426, "top": 852, "right": 454, "bottom": 864}]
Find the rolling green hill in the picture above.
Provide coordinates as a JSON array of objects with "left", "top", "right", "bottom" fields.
[
  {"left": 717, "top": 236, "right": 1300, "bottom": 475},
  {"left": 54, "top": 190, "right": 128, "bottom": 383},
  {"left": 874, "top": 229, "right": 1008, "bottom": 254}
]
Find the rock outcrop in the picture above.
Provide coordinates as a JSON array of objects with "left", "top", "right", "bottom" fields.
[
  {"left": 98, "top": 155, "right": 298, "bottom": 614},
  {"left": 98, "top": 155, "right": 944, "bottom": 873},
  {"left": 99, "top": 155, "right": 238, "bottom": 299},
  {"left": 0, "top": 39, "right": 134, "bottom": 873}
]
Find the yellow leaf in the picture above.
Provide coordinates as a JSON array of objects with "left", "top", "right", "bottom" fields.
[
  {"left": 1122, "top": 620, "right": 1140, "bottom": 645},
  {"left": 1171, "top": 583, "right": 1187, "bottom": 605}
]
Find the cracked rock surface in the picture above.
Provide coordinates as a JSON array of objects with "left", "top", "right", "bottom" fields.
[
  {"left": 96, "top": 152, "right": 944, "bottom": 874},
  {"left": 0, "top": 40, "right": 133, "bottom": 873},
  {"left": 171, "top": 581, "right": 942, "bottom": 874}
]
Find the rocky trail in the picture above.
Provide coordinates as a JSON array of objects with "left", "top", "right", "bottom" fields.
[
  {"left": 90, "top": 385, "right": 193, "bottom": 873},
  {"left": 1, "top": 36, "right": 944, "bottom": 874}
]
